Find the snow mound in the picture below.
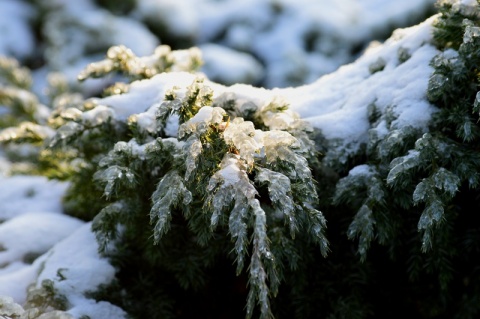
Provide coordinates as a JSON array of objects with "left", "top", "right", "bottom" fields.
[
  {"left": 0, "top": 213, "right": 84, "bottom": 303},
  {"left": 0, "top": 176, "right": 69, "bottom": 221},
  {"left": 36, "top": 223, "right": 127, "bottom": 319}
]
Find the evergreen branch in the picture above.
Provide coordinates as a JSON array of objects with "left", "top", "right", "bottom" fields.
[
  {"left": 0, "top": 56, "right": 32, "bottom": 89},
  {"left": 347, "top": 204, "right": 375, "bottom": 262},
  {"left": 0, "top": 122, "right": 54, "bottom": 145},
  {"left": 247, "top": 199, "right": 276, "bottom": 319},
  {"left": 92, "top": 200, "right": 128, "bottom": 252},
  {"left": 256, "top": 168, "right": 297, "bottom": 237},
  {"left": 77, "top": 45, "right": 203, "bottom": 82},
  {"left": 150, "top": 170, "right": 192, "bottom": 243}
]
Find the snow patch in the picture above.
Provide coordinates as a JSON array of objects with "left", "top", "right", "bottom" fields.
[
  {"left": 36, "top": 223, "right": 127, "bottom": 319},
  {"left": 0, "top": 176, "right": 69, "bottom": 221},
  {"left": 0, "top": 212, "right": 83, "bottom": 267},
  {"left": 199, "top": 44, "right": 264, "bottom": 85}
]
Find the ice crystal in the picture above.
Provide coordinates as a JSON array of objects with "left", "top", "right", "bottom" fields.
[
  {"left": 473, "top": 91, "right": 480, "bottom": 113},
  {"left": 463, "top": 24, "right": 480, "bottom": 43},
  {"left": 150, "top": 170, "right": 192, "bottom": 243},
  {"left": 256, "top": 168, "right": 296, "bottom": 236},
  {"left": 387, "top": 150, "right": 421, "bottom": 186},
  {"left": 207, "top": 154, "right": 257, "bottom": 271},
  {"left": 223, "top": 118, "right": 260, "bottom": 168},
  {"left": 48, "top": 122, "right": 83, "bottom": 148},
  {"left": 184, "top": 136, "right": 203, "bottom": 181},
  {"left": 347, "top": 204, "right": 375, "bottom": 259}
]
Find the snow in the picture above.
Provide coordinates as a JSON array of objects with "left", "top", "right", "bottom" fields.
[
  {"left": 217, "top": 158, "right": 242, "bottom": 187},
  {"left": 106, "top": 17, "right": 160, "bottom": 58},
  {"left": 191, "top": 0, "right": 436, "bottom": 87},
  {"left": 91, "top": 16, "right": 439, "bottom": 177},
  {"left": 133, "top": 0, "right": 198, "bottom": 38},
  {"left": 460, "top": 0, "right": 477, "bottom": 6},
  {"left": 0, "top": 0, "right": 447, "bottom": 318},
  {"left": 199, "top": 44, "right": 264, "bottom": 85},
  {"left": 0, "top": 176, "right": 124, "bottom": 316},
  {"left": 0, "top": 176, "right": 69, "bottom": 221},
  {"left": 0, "top": 213, "right": 83, "bottom": 267},
  {"left": 36, "top": 223, "right": 127, "bottom": 319},
  {"left": 0, "top": 213, "right": 83, "bottom": 302},
  {"left": 283, "top": 17, "right": 439, "bottom": 155},
  {"left": 0, "top": 0, "right": 435, "bottom": 91},
  {"left": 188, "top": 106, "right": 215, "bottom": 124},
  {"left": 0, "top": 265, "right": 37, "bottom": 305},
  {"left": 82, "top": 105, "right": 115, "bottom": 126},
  {"left": 347, "top": 164, "right": 375, "bottom": 177},
  {"left": 0, "top": 176, "right": 74, "bottom": 302},
  {"left": 0, "top": 0, "right": 35, "bottom": 60},
  {"left": 29, "top": 0, "right": 159, "bottom": 98},
  {"left": 99, "top": 72, "right": 196, "bottom": 121}
]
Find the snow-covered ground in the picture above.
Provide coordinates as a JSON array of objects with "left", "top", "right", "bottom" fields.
[
  {"left": 0, "top": 176, "right": 127, "bottom": 317},
  {"left": 1, "top": 0, "right": 440, "bottom": 318}
]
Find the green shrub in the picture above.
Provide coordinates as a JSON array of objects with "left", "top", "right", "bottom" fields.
[{"left": 3, "top": 1, "right": 480, "bottom": 318}]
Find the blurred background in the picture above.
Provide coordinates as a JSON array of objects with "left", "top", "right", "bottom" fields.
[{"left": 0, "top": 0, "right": 436, "bottom": 94}]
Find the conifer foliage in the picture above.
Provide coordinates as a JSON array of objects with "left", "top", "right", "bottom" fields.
[
  {"left": 88, "top": 75, "right": 328, "bottom": 319},
  {"left": 333, "top": 1, "right": 480, "bottom": 317},
  {"left": 4, "top": 1, "right": 480, "bottom": 318},
  {"left": 1, "top": 43, "right": 328, "bottom": 317}
]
